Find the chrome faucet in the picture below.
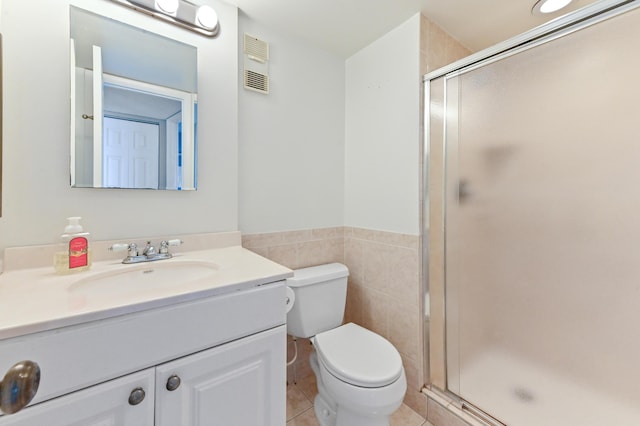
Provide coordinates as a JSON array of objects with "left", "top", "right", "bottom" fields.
[
  {"left": 110, "top": 240, "right": 183, "bottom": 264},
  {"left": 142, "top": 241, "right": 157, "bottom": 258}
]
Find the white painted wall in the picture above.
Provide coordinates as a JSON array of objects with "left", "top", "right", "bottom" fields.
[
  {"left": 238, "top": 13, "right": 345, "bottom": 234},
  {"left": 345, "top": 13, "right": 422, "bottom": 235},
  {"left": 1, "top": 0, "right": 420, "bottom": 254},
  {"left": 0, "top": 0, "right": 238, "bottom": 253}
]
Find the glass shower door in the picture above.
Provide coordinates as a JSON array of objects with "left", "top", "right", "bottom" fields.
[{"left": 439, "top": 4, "right": 640, "bottom": 425}]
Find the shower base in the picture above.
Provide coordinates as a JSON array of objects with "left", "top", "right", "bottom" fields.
[{"left": 457, "top": 349, "right": 639, "bottom": 425}]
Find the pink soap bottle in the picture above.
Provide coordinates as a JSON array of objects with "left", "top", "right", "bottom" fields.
[{"left": 54, "top": 217, "right": 92, "bottom": 274}]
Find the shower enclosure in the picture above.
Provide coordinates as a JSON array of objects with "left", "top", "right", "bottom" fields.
[{"left": 425, "top": 1, "right": 640, "bottom": 424}]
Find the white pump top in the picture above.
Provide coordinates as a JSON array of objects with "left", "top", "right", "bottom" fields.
[{"left": 64, "top": 217, "right": 84, "bottom": 234}]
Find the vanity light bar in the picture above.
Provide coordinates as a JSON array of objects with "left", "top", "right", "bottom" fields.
[{"left": 109, "top": 0, "right": 219, "bottom": 37}]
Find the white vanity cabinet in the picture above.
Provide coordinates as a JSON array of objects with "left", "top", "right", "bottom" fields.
[
  {"left": 0, "top": 281, "right": 287, "bottom": 426},
  {"left": 155, "top": 326, "right": 284, "bottom": 425},
  {"left": 0, "top": 369, "right": 155, "bottom": 426}
]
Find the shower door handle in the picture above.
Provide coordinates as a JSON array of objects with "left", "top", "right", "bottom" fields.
[{"left": 459, "top": 179, "right": 472, "bottom": 202}]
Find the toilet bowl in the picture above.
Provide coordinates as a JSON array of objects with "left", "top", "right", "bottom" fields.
[
  {"left": 286, "top": 263, "right": 407, "bottom": 426},
  {"left": 311, "top": 323, "right": 407, "bottom": 426}
]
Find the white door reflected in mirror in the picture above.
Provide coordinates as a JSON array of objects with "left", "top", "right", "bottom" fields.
[{"left": 103, "top": 117, "right": 159, "bottom": 189}]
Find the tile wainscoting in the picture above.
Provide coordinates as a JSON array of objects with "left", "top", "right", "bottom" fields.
[{"left": 343, "top": 227, "right": 427, "bottom": 417}]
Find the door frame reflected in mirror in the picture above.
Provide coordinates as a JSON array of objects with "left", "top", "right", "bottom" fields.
[{"left": 99, "top": 74, "right": 197, "bottom": 190}]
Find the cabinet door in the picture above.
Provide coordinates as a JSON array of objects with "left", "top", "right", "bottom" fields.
[
  {"left": 155, "top": 325, "right": 286, "bottom": 426},
  {"left": 0, "top": 369, "right": 154, "bottom": 426}
]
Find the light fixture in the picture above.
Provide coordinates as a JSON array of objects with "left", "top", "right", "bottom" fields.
[
  {"left": 110, "top": 0, "right": 220, "bottom": 37},
  {"left": 532, "top": 0, "right": 573, "bottom": 15}
]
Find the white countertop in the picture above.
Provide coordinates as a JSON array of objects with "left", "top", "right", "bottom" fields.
[{"left": 0, "top": 244, "right": 292, "bottom": 341}]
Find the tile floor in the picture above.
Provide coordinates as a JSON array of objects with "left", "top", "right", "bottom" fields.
[{"left": 286, "top": 374, "right": 434, "bottom": 426}]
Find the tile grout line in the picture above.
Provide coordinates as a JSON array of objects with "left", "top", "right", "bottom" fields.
[
  {"left": 288, "top": 405, "right": 315, "bottom": 424},
  {"left": 286, "top": 383, "right": 316, "bottom": 425}
]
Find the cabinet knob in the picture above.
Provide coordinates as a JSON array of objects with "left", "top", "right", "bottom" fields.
[
  {"left": 0, "top": 361, "right": 41, "bottom": 415},
  {"left": 166, "top": 375, "right": 181, "bottom": 391},
  {"left": 128, "top": 387, "right": 146, "bottom": 406}
]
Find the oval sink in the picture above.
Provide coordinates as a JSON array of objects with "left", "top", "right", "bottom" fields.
[{"left": 69, "top": 260, "right": 219, "bottom": 297}]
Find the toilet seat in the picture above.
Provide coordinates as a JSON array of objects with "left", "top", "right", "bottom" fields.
[{"left": 313, "top": 323, "right": 403, "bottom": 388}]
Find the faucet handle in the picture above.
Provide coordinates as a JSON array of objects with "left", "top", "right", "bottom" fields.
[
  {"left": 109, "top": 243, "right": 138, "bottom": 263},
  {"left": 167, "top": 239, "right": 183, "bottom": 247},
  {"left": 110, "top": 243, "right": 138, "bottom": 257},
  {"left": 159, "top": 239, "right": 183, "bottom": 255},
  {"left": 129, "top": 243, "right": 138, "bottom": 257},
  {"left": 109, "top": 243, "right": 129, "bottom": 252}
]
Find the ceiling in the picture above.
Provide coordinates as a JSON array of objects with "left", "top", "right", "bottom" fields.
[{"left": 223, "top": 0, "right": 597, "bottom": 57}]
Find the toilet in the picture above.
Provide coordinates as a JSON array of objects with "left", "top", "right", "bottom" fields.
[{"left": 286, "top": 263, "right": 407, "bottom": 426}]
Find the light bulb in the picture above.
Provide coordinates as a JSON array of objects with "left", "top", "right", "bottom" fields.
[
  {"left": 196, "top": 5, "right": 218, "bottom": 30},
  {"left": 540, "top": 0, "right": 572, "bottom": 13},
  {"left": 532, "top": 0, "right": 573, "bottom": 15},
  {"left": 155, "top": 0, "right": 179, "bottom": 14}
]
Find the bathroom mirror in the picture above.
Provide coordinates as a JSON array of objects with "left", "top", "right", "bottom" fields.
[{"left": 70, "top": 7, "right": 198, "bottom": 190}]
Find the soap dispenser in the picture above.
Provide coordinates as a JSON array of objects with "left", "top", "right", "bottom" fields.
[{"left": 54, "top": 217, "right": 92, "bottom": 274}]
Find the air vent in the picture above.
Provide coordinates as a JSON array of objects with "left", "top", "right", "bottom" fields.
[
  {"left": 244, "top": 69, "right": 269, "bottom": 94},
  {"left": 244, "top": 33, "right": 269, "bottom": 62},
  {"left": 243, "top": 33, "right": 270, "bottom": 94}
]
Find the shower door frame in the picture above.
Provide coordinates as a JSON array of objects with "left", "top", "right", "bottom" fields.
[{"left": 422, "top": 0, "right": 640, "bottom": 418}]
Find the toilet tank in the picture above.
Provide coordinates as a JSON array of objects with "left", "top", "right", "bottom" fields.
[{"left": 286, "top": 263, "right": 349, "bottom": 338}]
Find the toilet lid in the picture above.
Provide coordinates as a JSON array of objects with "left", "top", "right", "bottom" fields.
[{"left": 313, "top": 323, "right": 403, "bottom": 388}]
